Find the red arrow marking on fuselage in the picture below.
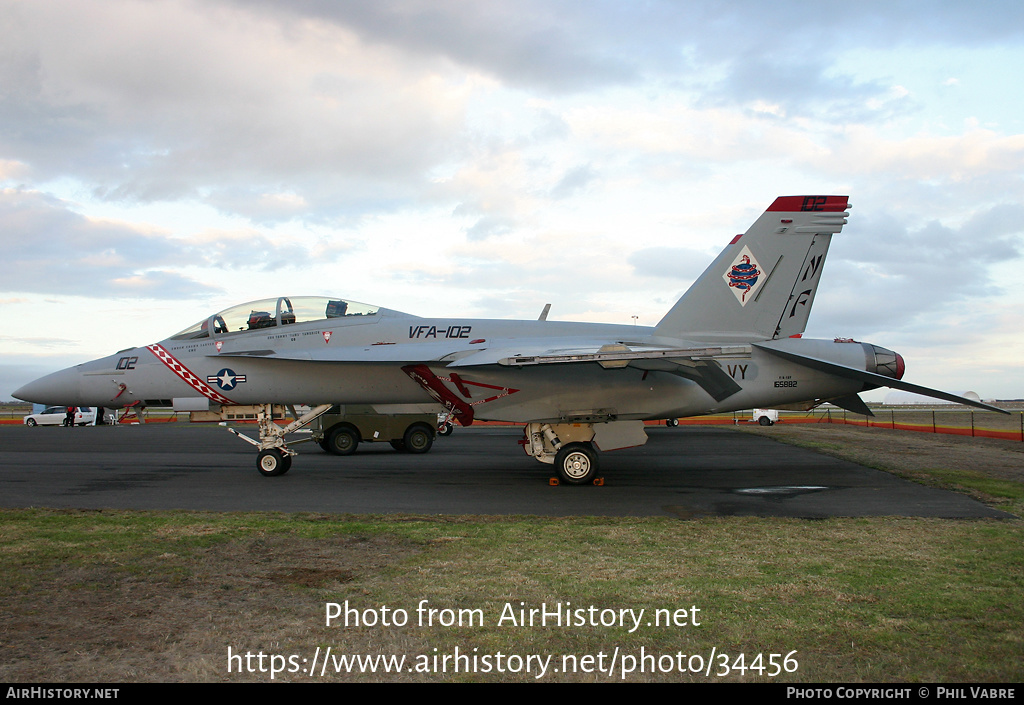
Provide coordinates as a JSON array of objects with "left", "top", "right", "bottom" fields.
[{"left": 146, "top": 343, "right": 236, "bottom": 405}]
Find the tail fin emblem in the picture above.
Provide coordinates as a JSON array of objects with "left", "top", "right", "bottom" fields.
[{"left": 724, "top": 246, "right": 763, "bottom": 305}]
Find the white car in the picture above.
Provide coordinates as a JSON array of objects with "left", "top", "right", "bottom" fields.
[{"left": 24, "top": 406, "right": 101, "bottom": 427}]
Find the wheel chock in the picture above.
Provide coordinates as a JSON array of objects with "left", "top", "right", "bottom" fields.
[{"left": 549, "top": 477, "right": 605, "bottom": 486}]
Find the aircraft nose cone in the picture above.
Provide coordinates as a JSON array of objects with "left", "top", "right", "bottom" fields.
[{"left": 12, "top": 366, "right": 83, "bottom": 405}]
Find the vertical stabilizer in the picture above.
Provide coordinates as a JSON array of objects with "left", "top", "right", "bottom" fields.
[{"left": 654, "top": 196, "right": 850, "bottom": 343}]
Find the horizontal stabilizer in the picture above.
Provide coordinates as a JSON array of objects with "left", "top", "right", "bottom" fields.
[
  {"left": 828, "top": 394, "right": 874, "bottom": 417},
  {"left": 629, "top": 358, "right": 742, "bottom": 402},
  {"left": 753, "top": 344, "right": 1008, "bottom": 414}
]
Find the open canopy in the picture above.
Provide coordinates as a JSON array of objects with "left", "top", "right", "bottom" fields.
[{"left": 170, "top": 296, "right": 379, "bottom": 340}]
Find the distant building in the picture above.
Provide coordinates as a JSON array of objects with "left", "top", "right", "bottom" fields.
[{"left": 883, "top": 390, "right": 981, "bottom": 405}]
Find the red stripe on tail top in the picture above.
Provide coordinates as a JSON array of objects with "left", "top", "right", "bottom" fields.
[{"left": 768, "top": 195, "right": 849, "bottom": 212}]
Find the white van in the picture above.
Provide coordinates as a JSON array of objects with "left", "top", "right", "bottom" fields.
[{"left": 23, "top": 406, "right": 114, "bottom": 426}]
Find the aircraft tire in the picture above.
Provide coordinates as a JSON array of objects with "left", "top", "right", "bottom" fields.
[
  {"left": 257, "top": 449, "right": 291, "bottom": 477},
  {"left": 437, "top": 422, "right": 453, "bottom": 436},
  {"left": 326, "top": 425, "right": 359, "bottom": 455},
  {"left": 403, "top": 423, "right": 434, "bottom": 454},
  {"left": 555, "top": 442, "right": 598, "bottom": 485},
  {"left": 758, "top": 416, "right": 773, "bottom": 426}
]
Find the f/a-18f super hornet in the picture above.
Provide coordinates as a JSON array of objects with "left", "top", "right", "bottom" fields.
[{"left": 14, "top": 196, "right": 1005, "bottom": 482}]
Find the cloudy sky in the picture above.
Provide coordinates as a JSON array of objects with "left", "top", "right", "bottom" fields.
[{"left": 2, "top": 0, "right": 1022, "bottom": 401}]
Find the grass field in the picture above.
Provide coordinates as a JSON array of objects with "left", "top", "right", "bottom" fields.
[{"left": 1, "top": 423, "right": 1022, "bottom": 683}]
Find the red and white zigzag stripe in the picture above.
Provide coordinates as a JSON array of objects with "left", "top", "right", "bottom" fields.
[{"left": 146, "top": 343, "right": 236, "bottom": 405}]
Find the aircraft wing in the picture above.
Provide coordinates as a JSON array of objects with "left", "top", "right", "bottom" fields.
[
  {"left": 752, "top": 343, "right": 1009, "bottom": 414},
  {"left": 220, "top": 340, "right": 750, "bottom": 402},
  {"left": 217, "top": 339, "right": 745, "bottom": 367},
  {"left": 467, "top": 343, "right": 752, "bottom": 402}
]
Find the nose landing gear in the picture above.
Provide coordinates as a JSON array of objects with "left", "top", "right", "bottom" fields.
[{"left": 222, "top": 403, "right": 334, "bottom": 476}]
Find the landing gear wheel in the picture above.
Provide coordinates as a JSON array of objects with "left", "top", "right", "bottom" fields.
[
  {"left": 403, "top": 423, "right": 434, "bottom": 454},
  {"left": 758, "top": 416, "right": 773, "bottom": 426},
  {"left": 555, "top": 442, "right": 598, "bottom": 485},
  {"left": 437, "top": 422, "right": 453, "bottom": 436},
  {"left": 665, "top": 418, "right": 679, "bottom": 427},
  {"left": 257, "top": 448, "right": 292, "bottom": 477},
  {"left": 325, "top": 425, "right": 359, "bottom": 455}
]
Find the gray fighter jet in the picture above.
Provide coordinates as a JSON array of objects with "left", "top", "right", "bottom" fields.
[{"left": 14, "top": 195, "right": 1004, "bottom": 482}]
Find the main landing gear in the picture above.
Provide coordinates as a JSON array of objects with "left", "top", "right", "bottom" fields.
[
  {"left": 522, "top": 420, "right": 648, "bottom": 485},
  {"left": 554, "top": 443, "right": 599, "bottom": 484}
]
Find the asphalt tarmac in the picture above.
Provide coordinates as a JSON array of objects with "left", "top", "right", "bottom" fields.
[{"left": 0, "top": 423, "right": 1011, "bottom": 518}]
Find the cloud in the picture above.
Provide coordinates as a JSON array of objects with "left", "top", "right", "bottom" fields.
[
  {"left": 549, "top": 164, "right": 596, "bottom": 200},
  {"left": 464, "top": 215, "right": 517, "bottom": 240},
  {"left": 0, "top": 188, "right": 201, "bottom": 294},
  {"left": 823, "top": 128, "right": 1024, "bottom": 182},
  {"left": 0, "top": 334, "right": 76, "bottom": 348},
  {"left": 0, "top": 188, "right": 318, "bottom": 298},
  {"left": 188, "top": 228, "right": 323, "bottom": 270},
  {"left": 236, "top": 0, "right": 645, "bottom": 93},
  {"left": 107, "top": 270, "right": 215, "bottom": 298},
  {"left": 0, "top": 0, "right": 470, "bottom": 219},
  {"left": 813, "top": 203, "right": 1023, "bottom": 334},
  {"left": 237, "top": 1, "right": 1024, "bottom": 95},
  {"left": 699, "top": 55, "right": 904, "bottom": 123},
  {"left": 3, "top": 0, "right": 1021, "bottom": 227},
  {"left": 628, "top": 246, "right": 719, "bottom": 281},
  {"left": 566, "top": 102, "right": 825, "bottom": 166}
]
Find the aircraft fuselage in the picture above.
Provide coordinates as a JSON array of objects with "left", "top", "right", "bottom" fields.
[{"left": 19, "top": 308, "right": 870, "bottom": 423}]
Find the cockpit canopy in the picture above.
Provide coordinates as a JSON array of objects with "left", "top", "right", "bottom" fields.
[{"left": 170, "top": 296, "right": 379, "bottom": 340}]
